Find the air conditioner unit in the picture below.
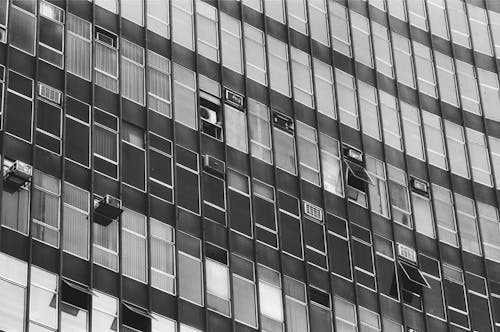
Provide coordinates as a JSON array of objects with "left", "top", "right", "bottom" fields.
[
  {"left": 397, "top": 243, "right": 417, "bottom": 263},
  {"left": 94, "top": 195, "right": 123, "bottom": 222},
  {"left": 408, "top": 329, "right": 419, "bottom": 332},
  {"left": 3, "top": 160, "right": 32, "bottom": 188},
  {"left": 303, "top": 201, "right": 323, "bottom": 222},
  {"left": 38, "top": 83, "right": 62, "bottom": 105},
  {"left": 343, "top": 147, "right": 363, "bottom": 162},
  {"left": 411, "top": 178, "right": 429, "bottom": 196},
  {"left": 200, "top": 106, "right": 218, "bottom": 125},
  {"left": 203, "top": 155, "right": 226, "bottom": 177},
  {"left": 224, "top": 88, "right": 244, "bottom": 108},
  {"left": 273, "top": 113, "right": 294, "bottom": 133}
]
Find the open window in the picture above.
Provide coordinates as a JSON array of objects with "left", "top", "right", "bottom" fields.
[
  {"left": 343, "top": 145, "right": 374, "bottom": 206},
  {"left": 199, "top": 78, "right": 223, "bottom": 141},
  {"left": 122, "top": 302, "right": 151, "bottom": 332},
  {"left": 60, "top": 279, "right": 91, "bottom": 331},
  {"left": 397, "top": 243, "right": 430, "bottom": 310}
]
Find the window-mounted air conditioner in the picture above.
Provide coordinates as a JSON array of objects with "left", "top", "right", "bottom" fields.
[
  {"left": 343, "top": 146, "right": 363, "bottom": 163},
  {"left": 94, "top": 195, "right": 123, "bottom": 223},
  {"left": 410, "top": 177, "right": 429, "bottom": 196},
  {"left": 303, "top": 201, "right": 323, "bottom": 222},
  {"left": 224, "top": 88, "right": 244, "bottom": 109},
  {"left": 273, "top": 112, "right": 294, "bottom": 133},
  {"left": 200, "top": 106, "right": 218, "bottom": 125},
  {"left": 203, "top": 155, "right": 226, "bottom": 177},
  {"left": 397, "top": 243, "right": 417, "bottom": 264},
  {"left": 3, "top": 160, "right": 32, "bottom": 188}
]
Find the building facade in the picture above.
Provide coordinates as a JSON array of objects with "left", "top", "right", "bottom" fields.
[{"left": 1, "top": 0, "right": 500, "bottom": 331}]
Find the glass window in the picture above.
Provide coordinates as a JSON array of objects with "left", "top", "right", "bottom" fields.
[
  {"left": 387, "top": 0, "right": 406, "bottom": 21},
  {"left": 454, "top": 194, "right": 481, "bottom": 255},
  {"left": 427, "top": 0, "right": 449, "bottom": 39},
  {"left": 455, "top": 60, "right": 481, "bottom": 115},
  {"left": 366, "top": 155, "right": 390, "bottom": 218},
  {"left": 490, "top": 10, "right": 500, "bottom": 58},
  {"left": 350, "top": 11, "right": 373, "bottom": 67},
  {"left": 467, "top": 4, "right": 493, "bottom": 56},
  {"left": 150, "top": 218, "right": 175, "bottom": 294},
  {"left": 334, "top": 297, "right": 357, "bottom": 331},
  {"left": 178, "top": 231, "right": 203, "bottom": 306},
  {"left": 274, "top": 125, "right": 297, "bottom": 175},
  {"left": 94, "top": 28, "right": 119, "bottom": 93},
  {"left": 309, "top": 0, "right": 329, "bottom": 46},
  {"left": 388, "top": 165, "right": 411, "bottom": 228},
  {"left": 372, "top": 22, "right": 394, "bottom": 78},
  {"left": 490, "top": 135, "right": 500, "bottom": 189},
  {"left": 244, "top": 24, "right": 267, "bottom": 86},
  {"left": 196, "top": 1, "right": 219, "bottom": 62},
  {"left": 358, "top": 80, "right": 381, "bottom": 141},
  {"left": 0, "top": 253, "right": 27, "bottom": 332},
  {"left": 447, "top": 0, "right": 470, "bottom": 47},
  {"left": 258, "top": 265, "right": 284, "bottom": 331},
  {"left": 121, "top": 39, "right": 145, "bottom": 105},
  {"left": 407, "top": 0, "right": 428, "bottom": 31},
  {"left": 478, "top": 202, "right": 500, "bottom": 262},
  {"left": 392, "top": 33, "right": 415, "bottom": 88},
  {"left": 434, "top": 51, "right": 459, "bottom": 106},
  {"left": 268, "top": 36, "right": 291, "bottom": 97},
  {"left": 172, "top": 0, "right": 194, "bottom": 50},
  {"left": 61, "top": 300, "right": 88, "bottom": 332},
  {"left": 206, "top": 255, "right": 230, "bottom": 316},
  {"left": 146, "top": 0, "right": 169, "bottom": 38},
  {"left": 313, "top": 59, "right": 336, "bottom": 119},
  {"left": 442, "top": 264, "right": 469, "bottom": 328},
  {"left": 420, "top": 254, "right": 446, "bottom": 320},
  {"left": 320, "top": 133, "right": 343, "bottom": 196},
  {"left": 232, "top": 254, "right": 257, "bottom": 327},
  {"left": 9, "top": 3, "right": 36, "bottom": 55},
  {"left": 336, "top": 69, "right": 358, "bottom": 130},
  {"left": 63, "top": 183, "right": 90, "bottom": 259},
  {"left": 248, "top": 98, "right": 272, "bottom": 164},
  {"left": 422, "top": 110, "right": 447, "bottom": 170},
  {"left": 359, "top": 307, "right": 381, "bottom": 332},
  {"left": 1, "top": 160, "right": 30, "bottom": 234},
  {"left": 401, "top": 102, "right": 425, "bottom": 160},
  {"left": 152, "top": 313, "right": 176, "bottom": 332},
  {"left": 173, "top": 64, "right": 197, "bottom": 129},
  {"left": 66, "top": 14, "right": 91, "bottom": 80},
  {"left": 243, "top": 0, "right": 262, "bottom": 12},
  {"left": 477, "top": 68, "right": 500, "bottom": 122},
  {"left": 92, "top": 291, "right": 118, "bottom": 332},
  {"left": 287, "top": 0, "right": 308, "bottom": 35},
  {"left": 29, "top": 266, "right": 58, "bottom": 330},
  {"left": 369, "top": 0, "right": 386, "bottom": 11},
  {"left": 32, "top": 170, "right": 61, "bottom": 248},
  {"left": 444, "top": 121, "right": 469, "bottom": 179},
  {"left": 265, "top": 0, "right": 285, "bottom": 23},
  {"left": 329, "top": 1, "right": 351, "bottom": 56},
  {"left": 180, "top": 324, "right": 203, "bottom": 332},
  {"left": 93, "top": 108, "right": 119, "bottom": 179},
  {"left": 94, "top": 0, "right": 116, "bottom": 12},
  {"left": 380, "top": 91, "right": 402, "bottom": 151},
  {"left": 432, "top": 184, "right": 458, "bottom": 247},
  {"left": 93, "top": 216, "right": 119, "bottom": 271},
  {"left": 297, "top": 121, "right": 321, "bottom": 186},
  {"left": 225, "top": 104, "right": 248, "bottom": 153},
  {"left": 284, "top": 277, "right": 308, "bottom": 332},
  {"left": 466, "top": 128, "right": 493, "bottom": 187},
  {"left": 121, "top": 209, "right": 147, "bottom": 283},
  {"left": 220, "top": 13, "right": 243, "bottom": 74},
  {"left": 38, "top": 1, "right": 64, "bottom": 68},
  {"left": 413, "top": 41, "right": 438, "bottom": 98},
  {"left": 121, "top": 0, "right": 143, "bottom": 25},
  {"left": 291, "top": 47, "right": 314, "bottom": 107},
  {"left": 412, "top": 184, "right": 435, "bottom": 238},
  {"left": 148, "top": 50, "right": 171, "bottom": 117}
]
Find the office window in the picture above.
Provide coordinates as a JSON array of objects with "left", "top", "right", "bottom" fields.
[
  {"left": 374, "top": 236, "right": 399, "bottom": 300},
  {"left": 146, "top": 0, "right": 169, "bottom": 38},
  {"left": 336, "top": 69, "right": 358, "bottom": 130},
  {"left": 466, "top": 128, "right": 492, "bottom": 187},
  {"left": 268, "top": 36, "right": 291, "bottom": 96},
  {"left": 392, "top": 33, "right": 415, "bottom": 88},
  {"left": 258, "top": 265, "right": 284, "bottom": 331},
  {"left": 444, "top": 121, "right": 469, "bottom": 179},
  {"left": 291, "top": 47, "right": 314, "bottom": 107},
  {"left": 422, "top": 110, "right": 447, "bottom": 170},
  {"left": 388, "top": 166, "right": 411, "bottom": 228},
  {"left": 427, "top": 0, "right": 449, "bottom": 39},
  {"left": 228, "top": 169, "right": 252, "bottom": 238},
  {"left": 369, "top": 0, "right": 385, "bottom": 11},
  {"left": 328, "top": 217, "right": 352, "bottom": 280},
  {"left": 0, "top": 0, "right": 7, "bottom": 42},
  {"left": 243, "top": 0, "right": 262, "bottom": 12},
  {"left": 380, "top": 91, "right": 403, "bottom": 151},
  {"left": 334, "top": 297, "right": 357, "bottom": 331},
  {"left": 225, "top": 104, "right": 248, "bottom": 153},
  {"left": 36, "top": 86, "right": 63, "bottom": 155},
  {"left": 401, "top": 102, "right": 425, "bottom": 160},
  {"left": 329, "top": 1, "right": 351, "bottom": 56},
  {"left": 121, "top": 0, "right": 143, "bottom": 25},
  {"left": 178, "top": 231, "right": 203, "bottom": 305},
  {"left": 66, "top": 14, "right": 91, "bottom": 80},
  {"left": 150, "top": 218, "right": 175, "bottom": 294},
  {"left": 172, "top": 0, "right": 194, "bottom": 50},
  {"left": 197, "top": 2, "right": 219, "bottom": 62},
  {"left": 176, "top": 146, "right": 200, "bottom": 215},
  {"left": 121, "top": 209, "right": 147, "bottom": 283},
  {"left": 320, "top": 133, "right": 343, "bottom": 196},
  {"left": 407, "top": 0, "right": 428, "bottom": 31},
  {"left": 148, "top": 50, "right": 171, "bottom": 117},
  {"left": 372, "top": 22, "right": 394, "bottom": 78},
  {"left": 434, "top": 51, "right": 459, "bottom": 106},
  {"left": 29, "top": 266, "right": 58, "bottom": 331},
  {"left": 420, "top": 254, "right": 446, "bottom": 320},
  {"left": 245, "top": 24, "right": 267, "bottom": 86},
  {"left": 32, "top": 170, "right": 61, "bottom": 248},
  {"left": 454, "top": 194, "right": 481, "bottom": 256},
  {"left": 351, "top": 11, "right": 373, "bottom": 67},
  {"left": 455, "top": 60, "right": 481, "bottom": 115},
  {"left": 287, "top": 0, "right": 308, "bottom": 34},
  {"left": 412, "top": 182, "right": 435, "bottom": 238},
  {"left": 39, "top": 1, "right": 64, "bottom": 68},
  {"left": 359, "top": 307, "right": 381, "bottom": 332},
  {"left": 477, "top": 68, "right": 500, "bottom": 122},
  {"left": 0, "top": 253, "right": 27, "bottom": 332},
  {"left": 94, "top": 27, "right": 119, "bottom": 93},
  {"left": 491, "top": 136, "right": 500, "bottom": 189},
  {"left": 352, "top": 223, "right": 376, "bottom": 291},
  {"left": 358, "top": 80, "right": 381, "bottom": 141},
  {"left": 9, "top": 2, "right": 36, "bottom": 55},
  {"left": 467, "top": 4, "right": 493, "bottom": 56},
  {"left": 284, "top": 277, "right": 308, "bottom": 332},
  {"left": 274, "top": 124, "right": 297, "bottom": 175},
  {"left": 309, "top": 287, "right": 332, "bottom": 332},
  {"left": 442, "top": 264, "right": 470, "bottom": 329},
  {"left": 248, "top": 98, "right": 273, "bottom": 164},
  {"left": 478, "top": 202, "right": 500, "bottom": 262},
  {"left": 93, "top": 108, "right": 119, "bottom": 179},
  {"left": 93, "top": 0, "right": 116, "bottom": 12},
  {"left": 121, "top": 39, "right": 145, "bottom": 105},
  {"left": 490, "top": 10, "right": 500, "bottom": 58},
  {"left": 278, "top": 191, "right": 303, "bottom": 259},
  {"left": 220, "top": 13, "right": 243, "bottom": 74},
  {"left": 180, "top": 324, "right": 203, "bottom": 332},
  {"left": 5, "top": 72, "right": 34, "bottom": 143},
  {"left": 309, "top": 0, "right": 329, "bottom": 45},
  {"left": 387, "top": 0, "right": 406, "bottom": 21},
  {"left": 265, "top": 0, "right": 285, "bottom": 23},
  {"left": 152, "top": 314, "right": 176, "bottom": 332},
  {"left": 413, "top": 41, "right": 438, "bottom": 98},
  {"left": 447, "top": 0, "right": 470, "bottom": 47},
  {"left": 122, "top": 123, "right": 146, "bottom": 191},
  {"left": 1, "top": 160, "right": 30, "bottom": 234},
  {"left": 173, "top": 64, "right": 197, "bottom": 129},
  {"left": 232, "top": 254, "right": 257, "bottom": 328},
  {"left": 205, "top": 246, "right": 230, "bottom": 316},
  {"left": 313, "top": 59, "right": 336, "bottom": 119},
  {"left": 149, "top": 133, "right": 173, "bottom": 203},
  {"left": 62, "top": 183, "right": 90, "bottom": 259},
  {"left": 366, "top": 156, "right": 390, "bottom": 218},
  {"left": 93, "top": 215, "right": 119, "bottom": 271},
  {"left": 92, "top": 291, "right": 119, "bottom": 332},
  {"left": 432, "top": 184, "right": 458, "bottom": 247}
]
